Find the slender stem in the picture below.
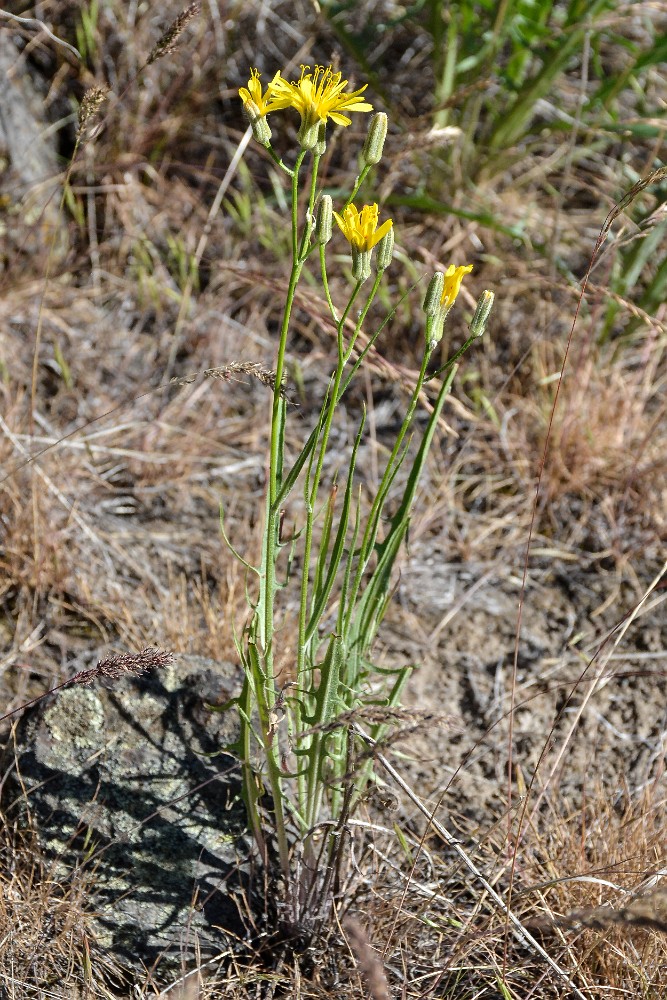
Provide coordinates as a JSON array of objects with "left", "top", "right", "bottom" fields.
[
  {"left": 319, "top": 245, "right": 338, "bottom": 321},
  {"left": 257, "top": 148, "right": 310, "bottom": 883},
  {"left": 345, "top": 344, "right": 433, "bottom": 622},
  {"left": 345, "top": 164, "right": 371, "bottom": 208},
  {"left": 263, "top": 261, "right": 301, "bottom": 652},
  {"left": 288, "top": 150, "right": 306, "bottom": 259},
  {"left": 294, "top": 281, "right": 361, "bottom": 700},
  {"left": 425, "top": 332, "right": 480, "bottom": 381},
  {"left": 299, "top": 153, "right": 321, "bottom": 257},
  {"left": 293, "top": 272, "right": 390, "bottom": 826},
  {"left": 343, "top": 271, "right": 382, "bottom": 364},
  {"left": 265, "top": 144, "right": 296, "bottom": 177}
]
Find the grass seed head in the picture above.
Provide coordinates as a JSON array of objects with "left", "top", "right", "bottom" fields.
[
  {"left": 72, "top": 647, "right": 174, "bottom": 686},
  {"left": 76, "top": 85, "right": 109, "bottom": 144},
  {"left": 147, "top": 2, "right": 201, "bottom": 65}
]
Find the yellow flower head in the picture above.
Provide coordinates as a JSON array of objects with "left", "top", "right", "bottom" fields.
[
  {"left": 239, "top": 68, "right": 281, "bottom": 118},
  {"left": 269, "top": 64, "right": 373, "bottom": 130},
  {"left": 441, "top": 264, "right": 473, "bottom": 308},
  {"left": 333, "top": 203, "right": 392, "bottom": 252}
]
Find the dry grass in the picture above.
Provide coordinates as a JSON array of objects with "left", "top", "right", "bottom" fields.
[
  {"left": 0, "top": 820, "right": 125, "bottom": 998},
  {"left": 0, "top": 0, "right": 666, "bottom": 996}
]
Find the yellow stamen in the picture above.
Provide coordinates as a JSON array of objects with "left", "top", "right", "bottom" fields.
[
  {"left": 269, "top": 64, "right": 373, "bottom": 130},
  {"left": 333, "top": 203, "right": 392, "bottom": 252},
  {"left": 239, "top": 68, "right": 281, "bottom": 118}
]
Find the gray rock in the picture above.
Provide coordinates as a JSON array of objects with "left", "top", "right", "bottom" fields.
[
  {"left": 2, "top": 654, "right": 251, "bottom": 977},
  {"left": 0, "top": 34, "right": 66, "bottom": 262}
]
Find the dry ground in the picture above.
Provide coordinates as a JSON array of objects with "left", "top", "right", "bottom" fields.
[{"left": 0, "top": 1, "right": 666, "bottom": 997}]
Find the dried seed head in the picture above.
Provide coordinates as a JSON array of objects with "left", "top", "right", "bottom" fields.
[
  {"left": 71, "top": 647, "right": 174, "bottom": 686},
  {"left": 77, "top": 86, "right": 109, "bottom": 144},
  {"left": 170, "top": 362, "right": 295, "bottom": 403},
  {"left": 148, "top": 2, "right": 200, "bottom": 65}
]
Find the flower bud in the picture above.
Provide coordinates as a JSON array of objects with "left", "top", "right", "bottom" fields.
[
  {"left": 423, "top": 272, "right": 444, "bottom": 316},
  {"left": 351, "top": 246, "right": 372, "bottom": 283},
  {"left": 315, "top": 195, "right": 333, "bottom": 245},
  {"left": 314, "top": 121, "right": 327, "bottom": 156},
  {"left": 297, "top": 119, "right": 320, "bottom": 151},
  {"left": 375, "top": 226, "right": 394, "bottom": 271},
  {"left": 469, "top": 290, "right": 494, "bottom": 338},
  {"left": 426, "top": 314, "right": 446, "bottom": 350},
  {"left": 361, "top": 112, "right": 388, "bottom": 167},
  {"left": 242, "top": 99, "right": 272, "bottom": 147}
]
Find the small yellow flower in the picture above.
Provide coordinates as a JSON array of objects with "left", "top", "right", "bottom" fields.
[
  {"left": 239, "top": 68, "right": 281, "bottom": 118},
  {"left": 333, "top": 203, "right": 392, "bottom": 252},
  {"left": 269, "top": 64, "right": 373, "bottom": 130},
  {"left": 441, "top": 264, "right": 473, "bottom": 308}
]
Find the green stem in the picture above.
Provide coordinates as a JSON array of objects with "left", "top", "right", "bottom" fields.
[
  {"left": 319, "top": 244, "right": 338, "bottom": 321},
  {"left": 425, "top": 331, "right": 481, "bottom": 381},
  {"left": 265, "top": 144, "right": 296, "bottom": 178},
  {"left": 294, "top": 280, "right": 362, "bottom": 698},
  {"left": 293, "top": 273, "right": 385, "bottom": 828},
  {"left": 301, "top": 153, "right": 321, "bottom": 253},
  {"left": 345, "top": 344, "right": 433, "bottom": 623},
  {"left": 258, "top": 148, "right": 310, "bottom": 882},
  {"left": 345, "top": 164, "right": 371, "bottom": 208}
]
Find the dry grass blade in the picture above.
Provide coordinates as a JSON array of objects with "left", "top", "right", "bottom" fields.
[
  {"left": 505, "top": 162, "right": 667, "bottom": 966},
  {"left": 0, "top": 8, "right": 81, "bottom": 58},
  {"left": 1, "top": 3, "right": 665, "bottom": 994}
]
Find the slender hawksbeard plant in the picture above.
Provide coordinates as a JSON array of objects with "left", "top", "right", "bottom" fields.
[{"left": 228, "top": 63, "right": 494, "bottom": 935}]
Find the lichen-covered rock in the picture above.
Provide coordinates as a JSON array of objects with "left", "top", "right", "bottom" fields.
[{"left": 2, "top": 654, "right": 250, "bottom": 977}]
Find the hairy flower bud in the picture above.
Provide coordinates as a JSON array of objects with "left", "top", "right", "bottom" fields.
[
  {"left": 469, "top": 290, "right": 494, "bottom": 338},
  {"left": 297, "top": 119, "right": 320, "bottom": 151},
  {"left": 314, "top": 121, "right": 327, "bottom": 156},
  {"left": 315, "top": 195, "right": 333, "bottom": 245},
  {"left": 351, "top": 247, "right": 372, "bottom": 283},
  {"left": 423, "top": 272, "right": 445, "bottom": 316},
  {"left": 361, "top": 112, "right": 388, "bottom": 167},
  {"left": 375, "top": 226, "right": 394, "bottom": 271},
  {"left": 242, "top": 99, "right": 272, "bottom": 146}
]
